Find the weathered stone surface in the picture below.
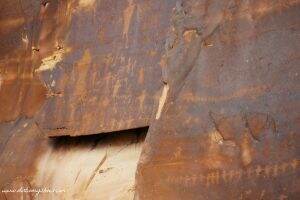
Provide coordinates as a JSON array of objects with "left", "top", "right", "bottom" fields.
[
  {"left": 0, "top": 118, "right": 147, "bottom": 200},
  {"left": 0, "top": 0, "right": 47, "bottom": 123},
  {"left": 0, "top": 0, "right": 299, "bottom": 199},
  {"left": 0, "top": 0, "right": 172, "bottom": 198},
  {"left": 33, "top": 0, "right": 177, "bottom": 136},
  {"left": 0, "top": 0, "right": 175, "bottom": 136},
  {"left": 136, "top": 0, "right": 300, "bottom": 199}
]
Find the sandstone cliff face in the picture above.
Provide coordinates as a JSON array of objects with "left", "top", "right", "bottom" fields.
[
  {"left": 136, "top": 0, "right": 300, "bottom": 199},
  {"left": 0, "top": 0, "right": 174, "bottom": 136},
  {"left": 1, "top": 123, "right": 147, "bottom": 199},
  {"left": 0, "top": 0, "right": 299, "bottom": 199},
  {"left": 0, "top": 0, "right": 168, "bottom": 198}
]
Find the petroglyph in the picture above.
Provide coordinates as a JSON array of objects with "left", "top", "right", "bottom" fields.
[
  {"left": 209, "top": 112, "right": 277, "bottom": 142},
  {"left": 166, "top": 159, "right": 299, "bottom": 187},
  {"left": 182, "top": 85, "right": 269, "bottom": 103},
  {"left": 123, "top": 0, "right": 136, "bottom": 40},
  {"left": 245, "top": 112, "right": 277, "bottom": 141},
  {"left": 208, "top": 112, "right": 277, "bottom": 167}
]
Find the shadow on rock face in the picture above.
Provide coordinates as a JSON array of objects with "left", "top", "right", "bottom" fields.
[{"left": 1, "top": 123, "right": 148, "bottom": 200}]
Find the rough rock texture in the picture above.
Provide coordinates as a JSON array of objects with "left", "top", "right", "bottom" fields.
[
  {"left": 0, "top": 120, "right": 147, "bottom": 200},
  {"left": 0, "top": 0, "right": 175, "bottom": 136},
  {"left": 0, "top": 0, "right": 300, "bottom": 199},
  {"left": 0, "top": 0, "right": 171, "bottom": 199},
  {"left": 136, "top": 0, "right": 300, "bottom": 199}
]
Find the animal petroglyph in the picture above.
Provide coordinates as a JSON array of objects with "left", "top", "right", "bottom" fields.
[{"left": 208, "top": 112, "right": 277, "bottom": 166}]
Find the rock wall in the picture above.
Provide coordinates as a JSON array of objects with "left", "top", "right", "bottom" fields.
[
  {"left": 136, "top": 0, "right": 300, "bottom": 199},
  {"left": 0, "top": 0, "right": 175, "bottom": 136},
  {"left": 0, "top": 0, "right": 299, "bottom": 199}
]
